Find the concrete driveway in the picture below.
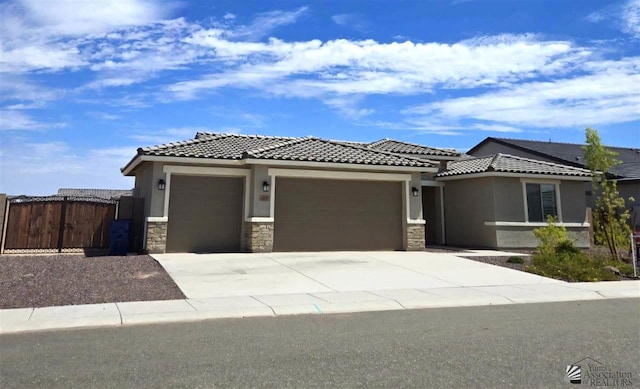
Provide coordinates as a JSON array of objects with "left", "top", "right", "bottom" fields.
[{"left": 152, "top": 251, "right": 560, "bottom": 299}]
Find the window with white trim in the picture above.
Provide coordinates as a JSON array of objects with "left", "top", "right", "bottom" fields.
[{"left": 525, "top": 183, "right": 558, "bottom": 222}]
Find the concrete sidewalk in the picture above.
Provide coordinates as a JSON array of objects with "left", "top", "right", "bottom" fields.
[{"left": 2, "top": 281, "right": 638, "bottom": 335}]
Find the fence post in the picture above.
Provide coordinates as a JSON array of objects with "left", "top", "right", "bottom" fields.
[
  {"left": 57, "top": 196, "right": 68, "bottom": 253},
  {"left": 0, "top": 196, "right": 9, "bottom": 254}
]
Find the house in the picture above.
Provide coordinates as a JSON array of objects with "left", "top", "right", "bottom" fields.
[
  {"left": 121, "top": 132, "right": 593, "bottom": 253},
  {"left": 57, "top": 188, "right": 133, "bottom": 200},
  {"left": 468, "top": 137, "right": 640, "bottom": 228}
]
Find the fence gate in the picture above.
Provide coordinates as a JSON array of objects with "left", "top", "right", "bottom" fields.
[{"left": 1, "top": 196, "right": 117, "bottom": 254}]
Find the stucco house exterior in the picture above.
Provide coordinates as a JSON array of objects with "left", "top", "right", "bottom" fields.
[
  {"left": 122, "top": 132, "right": 593, "bottom": 253},
  {"left": 469, "top": 137, "right": 640, "bottom": 229}
]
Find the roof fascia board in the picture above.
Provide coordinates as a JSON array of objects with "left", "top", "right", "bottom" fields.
[
  {"left": 268, "top": 168, "right": 413, "bottom": 182},
  {"left": 436, "top": 172, "right": 591, "bottom": 182},
  {"left": 122, "top": 155, "right": 245, "bottom": 176},
  {"left": 246, "top": 158, "right": 435, "bottom": 172}
]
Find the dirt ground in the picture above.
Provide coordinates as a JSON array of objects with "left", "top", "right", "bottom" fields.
[{"left": 0, "top": 254, "right": 185, "bottom": 309}]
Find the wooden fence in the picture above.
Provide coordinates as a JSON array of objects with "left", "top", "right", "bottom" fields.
[{"left": 1, "top": 196, "right": 117, "bottom": 254}]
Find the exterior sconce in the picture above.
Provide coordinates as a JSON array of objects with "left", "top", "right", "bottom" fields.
[
  {"left": 157, "top": 179, "right": 166, "bottom": 191},
  {"left": 263, "top": 181, "right": 271, "bottom": 192},
  {"left": 411, "top": 186, "right": 419, "bottom": 197}
]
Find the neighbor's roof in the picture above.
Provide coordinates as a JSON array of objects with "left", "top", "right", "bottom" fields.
[
  {"left": 367, "top": 138, "right": 461, "bottom": 157},
  {"left": 57, "top": 188, "right": 133, "bottom": 199},
  {"left": 469, "top": 137, "right": 640, "bottom": 180},
  {"left": 129, "top": 133, "right": 437, "bottom": 169},
  {"left": 436, "top": 154, "right": 593, "bottom": 178}
]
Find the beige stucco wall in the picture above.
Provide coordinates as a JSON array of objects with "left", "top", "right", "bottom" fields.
[
  {"left": 559, "top": 181, "right": 589, "bottom": 223},
  {"left": 133, "top": 162, "right": 424, "bottom": 223},
  {"left": 442, "top": 176, "right": 590, "bottom": 248},
  {"left": 443, "top": 177, "right": 497, "bottom": 247},
  {"left": 619, "top": 181, "right": 640, "bottom": 228}
]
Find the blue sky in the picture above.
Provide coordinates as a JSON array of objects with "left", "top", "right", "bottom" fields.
[{"left": 1, "top": 0, "right": 639, "bottom": 195}]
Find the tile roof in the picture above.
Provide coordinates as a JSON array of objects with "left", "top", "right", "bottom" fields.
[
  {"left": 367, "top": 138, "right": 461, "bottom": 157},
  {"left": 470, "top": 137, "right": 640, "bottom": 180},
  {"left": 141, "top": 133, "right": 297, "bottom": 159},
  {"left": 57, "top": 188, "right": 133, "bottom": 199},
  {"left": 137, "top": 133, "right": 436, "bottom": 168},
  {"left": 437, "top": 154, "right": 593, "bottom": 178}
]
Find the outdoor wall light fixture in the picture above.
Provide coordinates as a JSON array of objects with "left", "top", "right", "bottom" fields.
[
  {"left": 411, "top": 186, "right": 419, "bottom": 197},
  {"left": 263, "top": 181, "right": 271, "bottom": 192},
  {"left": 157, "top": 179, "right": 166, "bottom": 191}
]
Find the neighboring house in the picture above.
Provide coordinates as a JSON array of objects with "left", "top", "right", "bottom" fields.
[
  {"left": 57, "top": 188, "right": 133, "bottom": 200},
  {"left": 468, "top": 137, "right": 640, "bottom": 228},
  {"left": 121, "top": 132, "right": 592, "bottom": 253}
]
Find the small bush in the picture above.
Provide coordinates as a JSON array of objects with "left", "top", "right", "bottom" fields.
[
  {"left": 555, "top": 240, "right": 580, "bottom": 256},
  {"left": 533, "top": 216, "right": 570, "bottom": 257},
  {"left": 506, "top": 256, "right": 524, "bottom": 264},
  {"left": 526, "top": 251, "right": 618, "bottom": 282}
]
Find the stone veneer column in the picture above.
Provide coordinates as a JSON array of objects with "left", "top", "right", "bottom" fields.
[
  {"left": 406, "top": 223, "right": 426, "bottom": 250},
  {"left": 243, "top": 221, "right": 274, "bottom": 253},
  {"left": 146, "top": 221, "right": 168, "bottom": 253}
]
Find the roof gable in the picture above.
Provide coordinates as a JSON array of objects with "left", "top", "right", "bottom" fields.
[
  {"left": 367, "top": 138, "right": 460, "bottom": 157},
  {"left": 470, "top": 137, "right": 640, "bottom": 180},
  {"left": 437, "top": 153, "right": 593, "bottom": 178}
]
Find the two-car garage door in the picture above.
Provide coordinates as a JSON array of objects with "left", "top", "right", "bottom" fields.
[
  {"left": 273, "top": 178, "right": 403, "bottom": 251},
  {"left": 164, "top": 175, "right": 404, "bottom": 252}
]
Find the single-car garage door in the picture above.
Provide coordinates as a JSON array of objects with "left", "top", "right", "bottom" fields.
[
  {"left": 166, "top": 175, "right": 243, "bottom": 253},
  {"left": 274, "top": 178, "right": 403, "bottom": 251}
]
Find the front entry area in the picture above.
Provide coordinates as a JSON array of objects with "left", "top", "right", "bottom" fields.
[
  {"left": 166, "top": 175, "right": 243, "bottom": 253},
  {"left": 273, "top": 178, "right": 404, "bottom": 251}
]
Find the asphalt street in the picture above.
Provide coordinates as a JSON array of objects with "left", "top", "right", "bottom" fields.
[{"left": 1, "top": 299, "right": 639, "bottom": 388}]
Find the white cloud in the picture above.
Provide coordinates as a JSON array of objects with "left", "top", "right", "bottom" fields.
[
  {"left": 229, "top": 7, "right": 308, "bottom": 40},
  {"left": 0, "top": 110, "right": 66, "bottom": 131},
  {"left": 19, "top": 0, "right": 172, "bottom": 36},
  {"left": 405, "top": 57, "right": 640, "bottom": 129},
  {"left": 622, "top": 0, "right": 640, "bottom": 37},
  {"left": 586, "top": 0, "right": 640, "bottom": 38},
  {"left": 0, "top": 140, "right": 135, "bottom": 195},
  {"left": 331, "top": 13, "right": 368, "bottom": 32}
]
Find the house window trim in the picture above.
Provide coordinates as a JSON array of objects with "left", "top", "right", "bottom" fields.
[{"left": 520, "top": 178, "right": 563, "bottom": 223}]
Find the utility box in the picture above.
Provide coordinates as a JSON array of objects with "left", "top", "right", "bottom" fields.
[{"left": 110, "top": 220, "right": 132, "bottom": 255}]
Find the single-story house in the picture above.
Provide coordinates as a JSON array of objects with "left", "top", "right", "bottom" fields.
[
  {"left": 121, "top": 132, "right": 593, "bottom": 253},
  {"left": 468, "top": 137, "right": 640, "bottom": 228},
  {"left": 57, "top": 188, "right": 133, "bottom": 200}
]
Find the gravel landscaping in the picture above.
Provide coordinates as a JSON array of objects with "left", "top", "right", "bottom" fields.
[
  {"left": 461, "top": 255, "right": 531, "bottom": 272},
  {"left": 0, "top": 254, "right": 185, "bottom": 309}
]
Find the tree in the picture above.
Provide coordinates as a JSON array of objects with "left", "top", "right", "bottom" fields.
[{"left": 583, "top": 127, "right": 634, "bottom": 261}]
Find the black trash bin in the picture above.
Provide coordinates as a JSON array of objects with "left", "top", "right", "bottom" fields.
[{"left": 110, "top": 220, "right": 132, "bottom": 255}]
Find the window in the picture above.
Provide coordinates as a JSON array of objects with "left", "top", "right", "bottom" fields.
[{"left": 525, "top": 183, "right": 557, "bottom": 222}]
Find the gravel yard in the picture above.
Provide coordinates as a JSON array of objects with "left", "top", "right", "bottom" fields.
[
  {"left": 461, "top": 255, "right": 531, "bottom": 272},
  {"left": 0, "top": 254, "right": 185, "bottom": 309}
]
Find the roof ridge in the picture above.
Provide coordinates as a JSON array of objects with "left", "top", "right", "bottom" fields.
[
  {"left": 243, "top": 136, "right": 310, "bottom": 157},
  {"left": 499, "top": 153, "right": 593, "bottom": 173},
  {"left": 366, "top": 138, "right": 391, "bottom": 148},
  {"left": 316, "top": 137, "right": 438, "bottom": 166},
  {"left": 142, "top": 133, "right": 232, "bottom": 151},
  {"left": 373, "top": 138, "right": 460, "bottom": 154},
  {"left": 494, "top": 137, "right": 639, "bottom": 152}
]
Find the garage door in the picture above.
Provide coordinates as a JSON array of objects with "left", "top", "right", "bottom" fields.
[
  {"left": 274, "top": 178, "right": 403, "bottom": 251},
  {"left": 166, "top": 175, "right": 243, "bottom": 253}
]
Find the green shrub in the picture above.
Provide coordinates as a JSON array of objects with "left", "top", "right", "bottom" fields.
[
  {"left": 526, "top": 250, "right": 618, "bottom": 282},
  {"left": 555, "top": 240, "right": 580, "bottom": 256},
  {"left": 506, "top": 256, "right": 524, "bottom": 264},
  {"left": 533, "top": 215, "right": 570, "bottom": 256}
]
